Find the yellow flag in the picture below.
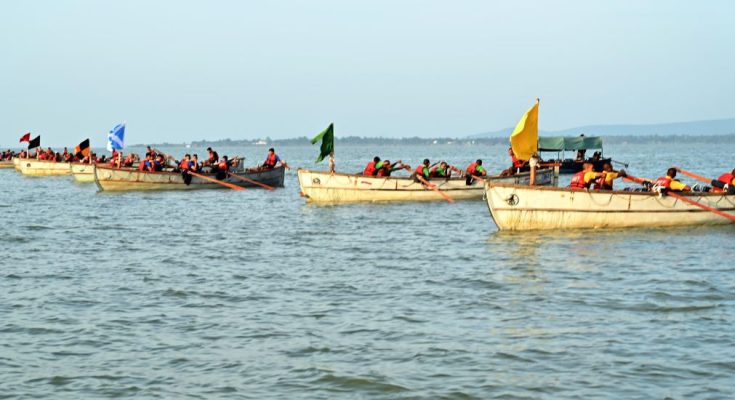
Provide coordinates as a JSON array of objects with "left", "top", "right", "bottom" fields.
[{"left": 509, "top": 98, "right": 539, "bottom": 161}]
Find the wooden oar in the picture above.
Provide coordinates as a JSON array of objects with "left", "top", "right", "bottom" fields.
[
  {"left": 188, "top": 170, "right": 245, "bottom": 191},
  {"left": 227, "top": 171, "right": 275, "bottom": 191},
  {"left": 403, "top": 166, "right": 454, "bottom": 203},
  {"left": 624, "top": 174, "right": 735, "bottom": 223},
  {"left": 675, "top": 167, "right": 713, "bottom": 185}
]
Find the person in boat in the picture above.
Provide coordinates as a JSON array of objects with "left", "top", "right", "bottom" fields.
[
  {"left": 204, "top": 147, "right": 219, "bottom": 166},
  {"left": 465, "top": 159, "right": 487, "bottom": 185},
  {"left": 653, "top": 168, "right": 690, "bottom": 192},
  {"left": 138, "top": 153, "right": 153, "bottom": 172},
  {"left": 145, "top": 146, "right": 156, "bottom": 159},
  {"left": 190, "top": 154, "right": 201, "bottom": 172},
  {"left": 593, "top": 163, "right": 626, "bottom": 190},
  {"left": 376, "top": 159, "right": 403, "bottom": 177},
  {"left": 710, "top": 168, "right": 735, "bottom": 193},
  {"left": 263, "top": 148, "right": 285, "bottom": 169},
  {"left": 430, "top": 161, "right": 451, "bottom": 179},
  {"left": 179, "top": 154, "right": 191, "bottom": 171},
  {"left": 217, "top": 155, "right": 230, "bottom": 173},
  {"left": 363, "top": 156, "right": 381, "bottom": 176},
  {"left": 413, "top": 159, "right": 431, "bottom": 181},
  {"left": 500, "top": 147, "right": 527, "bottom": 176},
  {"left": 570, "top": 162, "right": 603, "bottom": 189}
]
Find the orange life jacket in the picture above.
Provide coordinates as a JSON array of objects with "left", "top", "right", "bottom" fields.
[
  {"left": 363, "top": 161, "right": 377, "bottom": 176},
  {"left": 570, "top": 171, "right": 587, "bottom": 189},
  {"left": 218, "top": 159, "right": 228, "bottom": 171},
  {"left": 718, "top": 173, "right": 733, "bottom": 185},
  {"left": 376, "top": 166, "right": 390, "bottom": 177},
  {"left": 179, "top": 159, "right": 190, "bottom": 170}
]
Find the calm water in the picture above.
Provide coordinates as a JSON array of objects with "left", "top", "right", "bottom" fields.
[{"left": 1, "top": 140, "right": 734, "bottom": 399}]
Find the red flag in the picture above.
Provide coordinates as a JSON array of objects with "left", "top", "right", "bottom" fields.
[{"left": 19, "top": 132, "right": 31, "bottom": 143}]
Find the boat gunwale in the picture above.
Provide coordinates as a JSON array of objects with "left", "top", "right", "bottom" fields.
[{"left": 485, "top": 181, "right": 733, "bottom": 199}]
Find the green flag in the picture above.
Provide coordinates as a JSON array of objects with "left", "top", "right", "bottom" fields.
[{"left": 310, "top": 123, "right": 334, "bottom": 163}]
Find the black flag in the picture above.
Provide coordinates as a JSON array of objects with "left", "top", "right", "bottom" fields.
[{"left": 28, "top": 135, "right": 41, "bottom": 149}]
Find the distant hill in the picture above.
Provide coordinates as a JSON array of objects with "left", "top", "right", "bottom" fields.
[{"left": 469, "top": 118, "right": 735, "bottom": 138}]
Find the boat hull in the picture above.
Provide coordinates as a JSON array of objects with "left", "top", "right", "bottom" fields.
[
  {"left": 298, "top": 168, "right": 557, "bottom": 204},
  {"left": 18, "top": 159, "right": 72, "bottom": 176},
  {"left": 0, "top": 160, "right": 14, "bottom": 169},
  {"left": 71, "top": 163, "right": 96, "bottom": 183},
  {"left": 94, "top": 165, "right": 285, "bottom": 191},
  {"left": 484, "top": 183, "right": 735, "bottom": 231}
]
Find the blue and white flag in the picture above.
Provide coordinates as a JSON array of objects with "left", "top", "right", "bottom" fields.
[{"left": 107, "top": 123, "right": 125, "bottom": 152}]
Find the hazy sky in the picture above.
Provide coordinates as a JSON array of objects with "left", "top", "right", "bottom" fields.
[{"left": 2, "top": 0, "right": 733, "bottom": 146}]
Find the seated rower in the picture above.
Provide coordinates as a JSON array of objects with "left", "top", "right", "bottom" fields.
[
  {"left": 139, "top": 154, "right": 153, "bottom": 172},
  {"left": 363, "top": 156, "right": 381, "bottom": 176},
  {"left": 712, "top": 168, "right": 735, "bottom": 193},
  {"left": 500, "top": 147, "right": 527, "bottom": 176},
  {"left": 376, "top": 159, "right": 403, "bottom": 177},
  {"left": 190, "top": 154, "right": 201, "bottom": 172},
  {"left": 570, "top": 162, "right": 602, "bottom": 189},
  {"left": 414, "top": 159, "right": 431, "bottom": 181},
  {"left": 430, "top": 161, "right": 451, "bottom": 179},
  {"left": 217, "top": 155, "right": 230, "bottom": 173},
  {"left": 593, "top": 163, "right": 626, "bottom": 190},
  {"left": 122, "top": 153, "right": 136, "bottom": 167},
  {"left": 263, "top": 148, "right": 285, "bottom": 169},
  {"left": 152, "top": 155, "right": 165, "bottom": 172},
  {"left": 653, "top": 168, "right": 690, "bottom": 192},
  {"left": 179, "top": 154, "right": 192, "bottom": 171},
  {"left": 204, "top": 147, "right": 219, "bottom": 166},
  {"left": 465, "top": 159, "right": 487, "bottom": 185}
]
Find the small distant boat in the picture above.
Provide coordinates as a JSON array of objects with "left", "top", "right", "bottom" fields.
[
  {"left": 94, "top": 165, "right": 286, "bottom": 192},
  {"left": 484, "top": 182, "right": 735, "bottom": 231},
  {"left": 0, "top": 160, "right": 14, "bottom": 169},
  {"left": 70, "top": 163, "right": 96, "bottom": 183},
  {"left": 297, "top": 168, "right": 558, "bottom": 204},
  {"left": 17, "top": 159, "right": 72, "bottom": 176}
]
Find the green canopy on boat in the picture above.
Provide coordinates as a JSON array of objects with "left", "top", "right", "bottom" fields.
[{"left": 538, "top": 136, "right": 603, "bottom": 151}]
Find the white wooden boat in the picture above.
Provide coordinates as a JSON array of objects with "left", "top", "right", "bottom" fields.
[
  {"left": 13, "top": 157, "right": 24, "bottom": 171},
  {"left": 71, "top": 163, "right": 96, "bottom": 183},
  {"left": 0, "top": 160, "right": 14, "bottom": 169},
  {"left": 484, "top": 182, "right": 735, "bottom": 231},
  {"left": 297, "top": 168, "right": 557, "bottom": 204},
  {"left": 94, "top": 165, "right": 286, "bottom": 192},
  {"left": 17, "top": 159, "right": 72, "bottom": 176}
]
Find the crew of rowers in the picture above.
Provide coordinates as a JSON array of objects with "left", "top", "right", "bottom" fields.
[
  {"left": 361, "top": 156, "right": 487, "bottom": 185},
  {"left": 569, "top": 163, "right": 735, "bottom": 193}
]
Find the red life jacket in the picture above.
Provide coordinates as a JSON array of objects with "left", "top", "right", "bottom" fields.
[
  {"left": 264, "top": 153, "right": 277, "bottom": 168},
  {"left": 570, "top": 171, "right": 587, "bottom": 189},
  {"left": 467, "top": 163, "right": 478, "bottom": 175},
  {"left": 717, "top": 173, "right": 733, "bottom": 185},
  {"left": 512, "top": 155, "right": 524, "bottom": 169},
  {"left": 218, "top": 159, "right": 228, "bottom": 171},
  {"left": 179, "top": 160, "right": 190, "bottom": 170},
  {"left": 654, "top": 176, "right": 671, "bottom": 189},
  {"left": 363, "top": 161, "right": 377, "bottom": 176},
  {"left": 376, "top": 166, "right": 390, "bottom": 177},
  {"left": 416, "top": 165, "right": 429, "bottom": 178}
]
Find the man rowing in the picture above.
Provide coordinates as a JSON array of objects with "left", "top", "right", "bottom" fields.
[
  {"left": 653, "top": 168, "right": 690, "bottom": 192},
  {"left": 413, "top": 159, "right": 431, "bottom": 181},
  {"left": 430, "top": 161, "right": 451, "bottom": 179},
  {"left": 363, "top": 156, "right": 381, "bottom": 176},
  {"left": 593, "top": 163, "right": 626, "bottom": 190},
  {"left": 570, "top": 162, "right": 602, "bottom": 189},
  {"left": 263, "top": 148, "right": 286, "bottom": 169},
  {"left": 465, "top": 159, "right": 487, "bottom": 185},
  {"left": 376, "top": 160, "right": 403, "bottom": 177},
  {"left": 712, "top": 168, "right": 735, "bottom": 193},
  {"left": 204, "top": 147, "right": 219, "bottom": 166}
]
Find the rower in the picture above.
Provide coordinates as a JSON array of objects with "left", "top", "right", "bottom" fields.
[
  {"left": 653, "top": 168, "right": 690, "bottom": 192},
  {"left": 263, "top": 148, "right": 285, "bottom": 169},
  {"left": 570, "top": 162, "right": 602, "bottom": 189},
  {"left": 122, "top": 153, "right": 136, "bottom": 167},
  {"left": 712, "top": 168, "right": 735, "bottom": 193},
  {"left": 501, "top": 147, "right": 527, "bottom": 176},
  {"left": 363, "top": 156, "right": 380, "bottom": 176},
  {"left": 376, "top": 160, "right": 403, "bottom": 177},
  {"left": 414, "top": 159, "right": 431, "bottom": 181},
  {"left": 179, "top": 154, "right": 192, "bottom": 171},
  {"left": 593, "top": 163, "right": 626, "bottom": 190},
  {"left": 139, "top": 154, "right": 153, "bottom": 171},
  {"left": 465, "top": 159, "right": 487, "bottom": 185},
  {"left": 190, "top": 154, "right": 200, "bottom": 172},
  {"left": 430, "top": 161, "right": 450, "bottom": 179},
  {"left": 205, "top": 147, "right": 219, "bottom": 166},
  {"left": 217, "top": 155, "right": 230, "bottom": 173}
]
